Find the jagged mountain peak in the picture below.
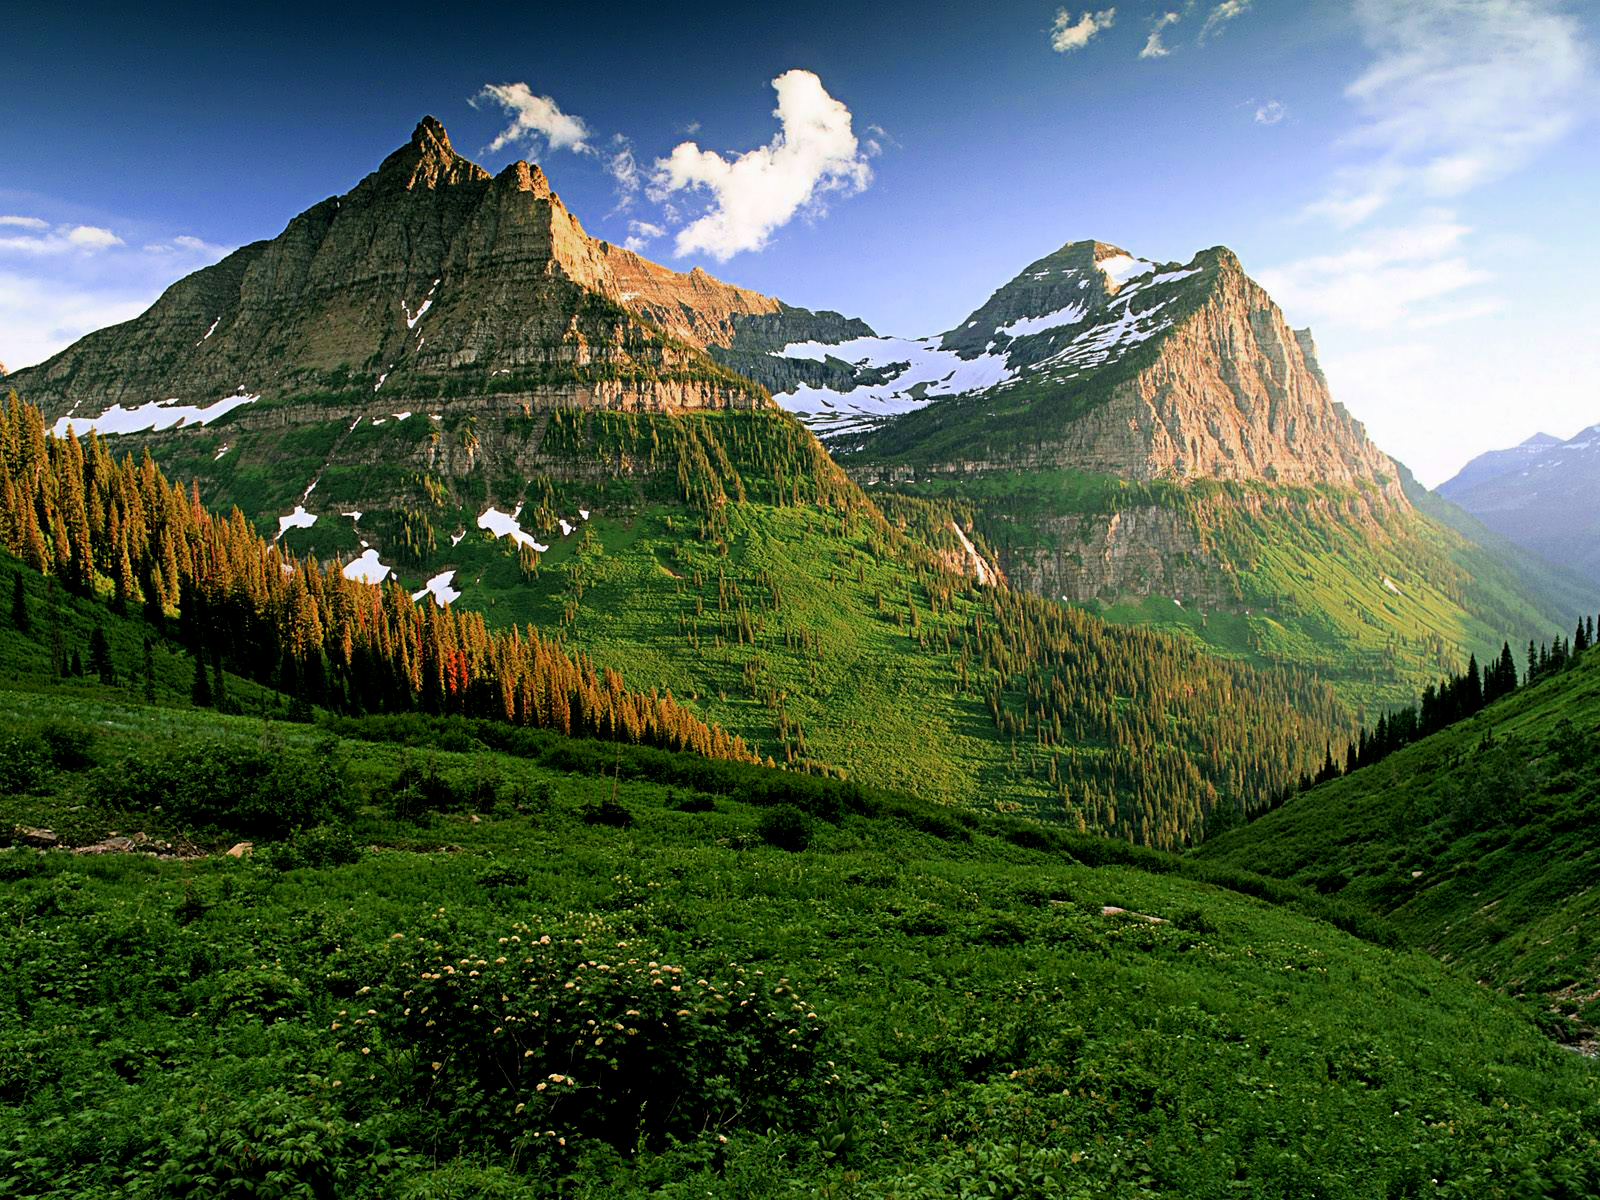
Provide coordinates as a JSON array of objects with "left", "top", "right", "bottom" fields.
[{"left": 374, "top": 115, "right": 489, "bottom": 192}]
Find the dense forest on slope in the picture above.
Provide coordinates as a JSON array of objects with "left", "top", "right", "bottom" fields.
[
  {"left": 12, "top": 391, "right": 1360, "bottom": 847},
  {"left": 1200, "top": 636, "right": 1600, "bottom": 1043},
  {"left": 1, "top": 674, "right": 1597, "bottom": 1198},
  {"left": 0, "top": 395, "right": 751, "bottom": 761}
]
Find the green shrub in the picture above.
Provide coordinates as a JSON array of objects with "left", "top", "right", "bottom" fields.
[
  {"left": 37, "top": 721, "right": 96, "bottom": 771},
  {"left": 350, "top": 924, "right": 832, "bottom": 1155},
  {"left": 580, "top": 797, "right": 635, "bottom": 828},
  {"left": 264, "top": 824, "right": 365, "bottom": 871},
  {"left": 0, "top": 733, "right": 48, "bottom": 794},
  {"left": 95, "top": 740, "right": 348, "bottom": 838},
  {"left": 756, "top": 804, "right": 814, "bottom": 852}
]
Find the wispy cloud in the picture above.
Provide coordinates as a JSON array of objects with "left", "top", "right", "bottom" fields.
[
  {"left": 1139, "top": 11, "right": 1182, "bottom": 59},
  {"left": 1050, "top": 8, "right": 1116, "bottom": 53},
  {"left": 623, "top": 220, "right": 666, "bottom": 253},
  {"left": 1309, "top": 0, "right": 1589, "bottom": 227},
  {"left": 1258, "top": 210, "right": 1493, "bottom": 332},
  {"left": 650, "top": 70, "right": 873, "bottom": 261},
  {"left": 1254, "top": 99, "right": 1287, "bottom": 126},
  {"left": 474, "top": 83, "right": 592, "bottom": 154},
  {"left": 1199, "top": 0, "right": 1251, "bottom": 42},
  {"left": 0, "top": 222, "right": 124, "bottom": 255},
  {"left": 0, "top": 217, "right": 231, "bottom": 370}
]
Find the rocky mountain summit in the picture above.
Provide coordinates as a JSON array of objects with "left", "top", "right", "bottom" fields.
[
  {"left": 1439, "top": 424, "right": 1600, "bottom": 584},
  {"left": 8, "top": 118, "right": 856, "bottom": 427},
  {"left": 765, "top": 238, "right": 1403, "bottom": 500}
]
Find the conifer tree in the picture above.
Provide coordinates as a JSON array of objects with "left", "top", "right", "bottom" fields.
[
  {"left": 10, "top": 571, "right": 26, "bottom": 633},
  {"left": 191, "top": 655, "right": 213, "bottom": 708},
  {"left": 88, "top": 626, "right": 115, "bottom": 685},
  {"left": 142, "top": 637, "right": 156, "bottom": 702}
]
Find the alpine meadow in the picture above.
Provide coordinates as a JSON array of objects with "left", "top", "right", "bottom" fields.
[{"left": 2, "top": 3, "right": 1599, "bottom": 1196}]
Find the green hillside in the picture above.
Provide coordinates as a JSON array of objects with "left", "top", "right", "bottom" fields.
[
  {"left": 3, "top": 673, "right": 1598, "bottom": 1198},
  {"left": 869, "top": 469, "right": 1584, "bottom": 720},
  {"left": 12, "top": 396, "right": 1353, "bottom": 848},
  {"left": 1199, "top": 644, "right": 1600, "bottom": 1042}
]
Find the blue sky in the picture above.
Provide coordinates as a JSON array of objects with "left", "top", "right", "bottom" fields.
[{"left": 2, "top": 0, "right": 1595, "bottom": 484}]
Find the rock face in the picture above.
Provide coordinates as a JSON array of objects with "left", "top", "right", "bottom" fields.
[
  {"left": 1438, "top": 424, "right": 1600, "bottom": 584},
  {"left": 6, "top": 117, "right": 847, "bottom": 422},
  {"left": 774, "top": 239, "right": 1404, "bottom": 500}
]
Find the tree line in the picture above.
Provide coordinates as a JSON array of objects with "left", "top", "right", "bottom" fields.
[{"left": 0, "top": 394, "right": 754, "bottom": 762}]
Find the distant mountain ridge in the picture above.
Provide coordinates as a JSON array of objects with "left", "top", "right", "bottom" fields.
[{"left": 1439, "top": 424, "right": 1600, "bottom": 584}]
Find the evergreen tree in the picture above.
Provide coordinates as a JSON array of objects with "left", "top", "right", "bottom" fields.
[
  {"left": 191, "top": 655, "right": 213, "bottom": 707},
  {"left": 10, "top": 571, "right": 27, "bottom": 633},
  {"left": 69, "top": 648, "right": 84, "bottom": 677},
  {"left": 88, "top": 626, "right": 115, "bottom": 684},
  {"left": 211, "top": 652, "right": 228, "bottom": 714},
  {"left": 142, "top": 637, "right": 157, "bottom": 703}
]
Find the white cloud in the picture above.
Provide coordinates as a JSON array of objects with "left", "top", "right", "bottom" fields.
[
  {"left": 651, "top": 70, "right": 872, "bottom": 261},
  {"left": 1140, "top": 11, "right": 1182, "bottom": 59},
  {"left": 1258, "top": 211, "right": 1492, "bottom": 331},
  {"left": 0, "top": 220, "right": 234, "bottom": 370},
  {"left": 0, "top": 221, "right": 124, "bottom": 256},
  {"left": 1050, "top": 8, "right": 1116, "bottom": 53},
  {"left": 1309, "top": 0, "right": 1588, "bottom": 226},
  {"left": 623, "top": 220, "right": 666, "bottom": 252},
  {"left": 1200, "top": 0, "right": 1251, "bottom": 42},
  {"left": 1254, "top": 99, "right": 1287, "bottom": 125},
  {"left": 476, "top": 82, "right": 592, "bottom": 155}
]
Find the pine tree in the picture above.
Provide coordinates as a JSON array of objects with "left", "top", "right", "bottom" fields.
[
  {"left": 191, "top": 655, "right": 213, "bottom": 707},
  {"left": 10, "top": 571, "right": 27, "bottom": 633},
  {"left": 87, "top": 626, "right": 115, "bottom": 684},
  {"left": 142, "top": 637, "right": 156, "bottom": 703}
]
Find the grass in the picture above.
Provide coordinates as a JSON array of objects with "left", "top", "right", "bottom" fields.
[
  {"left": 1, "top": 682, "right": 1597, "bottom": 1198},
  {"left": 1199, "top": 648, "right": 1600, "bottom": 1038}
]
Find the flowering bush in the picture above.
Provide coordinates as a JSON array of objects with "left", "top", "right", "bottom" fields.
[{"left": 342, "top": 920, "right": 834, "bottom": 1155}]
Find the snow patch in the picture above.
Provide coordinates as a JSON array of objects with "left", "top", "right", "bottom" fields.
[
  {"left": 477, "top": 507, "right": 548, "bottom": 553},
  {"left": 579, "top": 509, "right": 590, "bottom": 521},
  {"left": 276, "top": 505, "right": 317, "bottom": 538},
  {"left": 1096, "top": 254, "right": 1156, "bottom": 286},
  {"left": 559, "top": 519, "right": 575, "bottom": 536},
  {"left": 411, "top": 570, "right": 462, "bottom": 608},
  {"left": 342, "top": 510, "right": 362, "bottom": 522},
  {"left": 1382, "top": 575, "right": 1402, "bottom": 596},
  {"left": 374, "top": 373, "right": 388, "bottom": 391},
  {"left": 996, "top": 303, "right": 1087, "bottom": 339},
  {"left": 450, "top": 529, "right": 466, "bottom": 547},
  {"left": 771, "top": 334, "right": 1015, "bottom": 436},
  {"left": 392, "top": 411, "right": 413, "bottom": 422},
  {"left": 51, "top": 392, "right": 259, "bottom": 438},
  {"left": 213, "top": 444, "right": 230, "bottom": 460},
  {"left": 342, "top": 548, "right": 393, "bottom": 585},
  {"left": 402, "top": 280, "right": 440, "bottom": 330}
]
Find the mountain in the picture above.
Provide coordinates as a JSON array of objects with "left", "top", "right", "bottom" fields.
[
  {"left": 1438, "top": 424, "right": 1600, "bottom": 584},
  {"left": 755, "top": 240, "right": 1584, "bottom": 715},
  {"left": 762, "top": 239, "right": 1401, "bottom": 498},
  {"left": 0, "top": 119, "right": 1367, "bottom": 847}
]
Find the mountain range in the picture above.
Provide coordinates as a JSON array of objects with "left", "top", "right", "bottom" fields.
[
  {"left": 1439, "top": 424, "right": 1600, "bottom": 584},
  {"left": 3, "top": 116, "right": 1587, "bottom": 798}
]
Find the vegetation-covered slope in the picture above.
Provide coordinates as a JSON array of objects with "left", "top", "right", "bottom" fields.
[
  {"left": 877, "top": 469, "right": 1587, "bottom": 718},
  {"left": 3, "top": 394, "right": 1357, "bottom": 848},
  {"left": 2, "top": 677, "right": 1597, "bottom": 1198},
  {"left": 1199, "top": 639, "right": 1600, "bottom": 1042}
]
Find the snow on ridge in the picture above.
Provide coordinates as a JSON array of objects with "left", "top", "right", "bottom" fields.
[
  {"left": 996, "top": 303, "right": 1088, "bottom": 339},
  {"left": 342, "top": 510, "right": 363, "bottom": 522},
  {"left": 771, "top": 333, "right": 1014, "bottom": 432},
  {"left": 51, "top": 392, "right": 259, "bottom": 439},
  {"left": 1096, "top": 254, "right": 1155, "bottom": 286},
  {"left": 342, "top": 548, "right": 392, "bottom": 585},
  {"left": 276, "top": 505, "right": 317, "bottom": 538},
  {"left": 411, "top": 570, "right": 462, "bottom": 608},
  {"left": 478, "top": 506, "right": 548, "bottom": 553}
]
